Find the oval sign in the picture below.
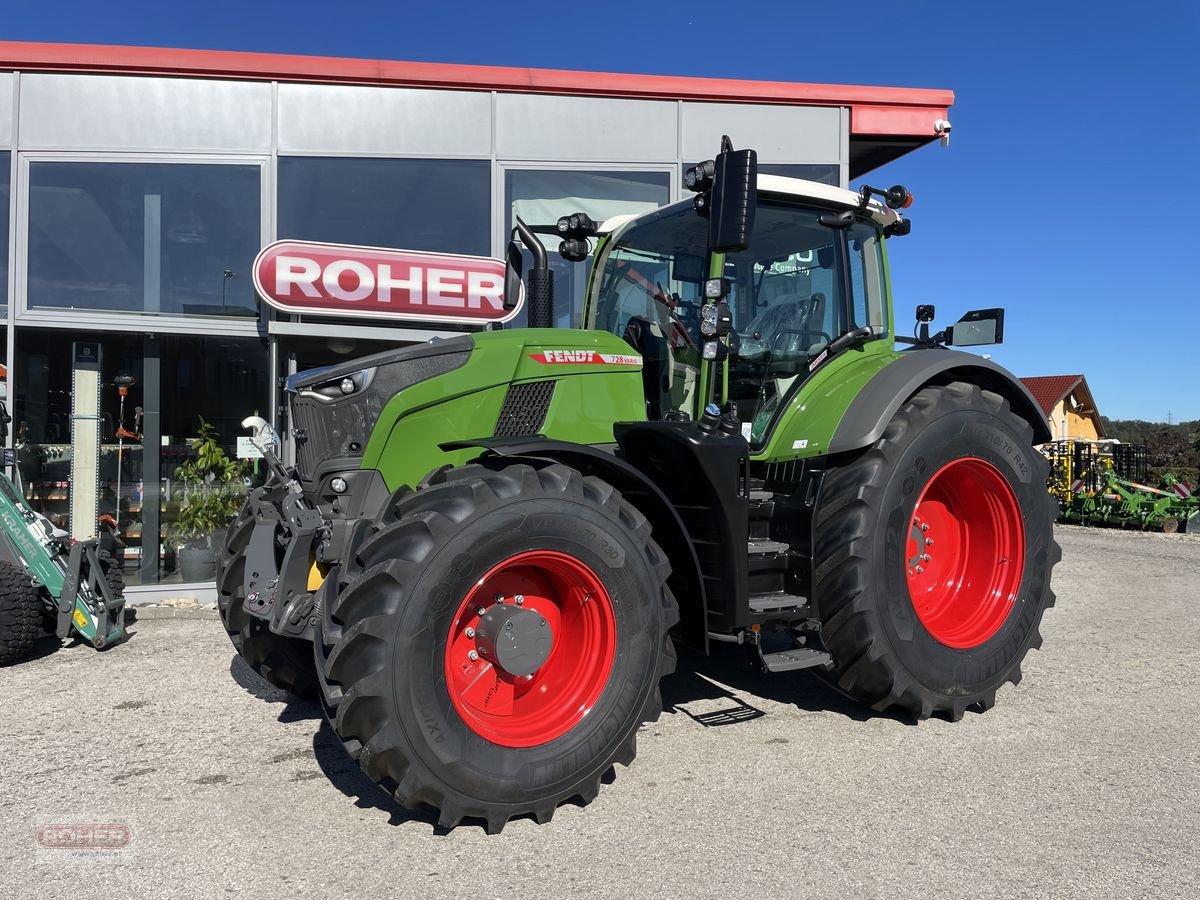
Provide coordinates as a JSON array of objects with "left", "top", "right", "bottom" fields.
[{"left": 252, "top": 240, "right": 522, "bottom": 324}]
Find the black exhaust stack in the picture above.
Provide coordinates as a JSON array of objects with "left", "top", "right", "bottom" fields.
[{"left": 514, "top": 216, "right": 554, "bottom": 329}]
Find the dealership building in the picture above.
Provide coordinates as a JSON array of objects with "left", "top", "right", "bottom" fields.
[{"left": 0, "top": 40, "right": 952, "bottom": 599}]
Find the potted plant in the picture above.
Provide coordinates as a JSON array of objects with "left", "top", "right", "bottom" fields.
[{"left": 168, "top": 417, "right": 248, "bottom": 583}]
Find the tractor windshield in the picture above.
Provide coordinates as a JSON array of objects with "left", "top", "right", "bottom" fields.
[{"left": 589, "top": 197, "right": 887, "bottom": 435}]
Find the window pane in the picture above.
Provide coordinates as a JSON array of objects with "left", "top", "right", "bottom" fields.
[
  {"left": 759, "top": 164, "right": 841, "bottom": 186},
  {"left": 278, "top": 157, "right": 490, "bottom": 256},
  {"left": 14, "top": 329, "right": 148, "bottom": 583},
  {"left": 27, "top": 162, "right": 261, "bottom": 317},
  {"left": 847, "top": 222, "right": 887, "bottom": 333},
  {"left": 505, "top": 170, "right": 671, "bottom": 328},
  {"left": 13, "top": 329, "right": 269, "bottom": 586},
  {"left": 1, "top": 151, "right": 9, "bottom": 308}
]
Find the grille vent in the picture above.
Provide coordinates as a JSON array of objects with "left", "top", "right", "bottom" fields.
[{"left": 494, "top": 381, "right": 556, "bottom": 436}]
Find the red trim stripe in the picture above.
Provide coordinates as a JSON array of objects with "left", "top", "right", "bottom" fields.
[{"left": 0, "top": 41, "right": 952, "bottom": 138}]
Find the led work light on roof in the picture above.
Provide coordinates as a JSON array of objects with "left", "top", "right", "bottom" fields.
[
  {"left": 684, "top": 159, "right": 715, "bottom": 193},
  {"left": 556, "top": 212, "right": 598, "bottom": 238}
]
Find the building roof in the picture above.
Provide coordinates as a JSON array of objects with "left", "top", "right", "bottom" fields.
[
  {"left": 1021, "top": 375, "right": 1086, "bottom": 417},
  {"left": 1021, "top": 374, "right": 1105, "bottom": 438},
  {"left": 0, "top": 41, "right": 954, "bottom": 176}
]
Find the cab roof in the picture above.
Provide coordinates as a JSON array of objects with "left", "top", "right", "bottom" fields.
[{"left": 599, "top": 174, "right": 900, "bottom": 236}]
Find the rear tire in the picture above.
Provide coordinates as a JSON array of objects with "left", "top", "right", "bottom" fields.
[
  {"left": 314, "top": 462, "right": 678, "bottom": 831},
  {"left": 217, "top": 495, "right": 319, "bottom": 699},
  {"left": 0, "top": 562, "right": 44, "bottom": 666},
  {"left": 812, "top": 382, "right": 1060, "bottom": 720}
]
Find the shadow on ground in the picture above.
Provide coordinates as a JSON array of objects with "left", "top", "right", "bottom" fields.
[
  {"left": 223, "top": 637, "right": 908, "bottom": 834},
  {"left": 661, "top": 644, "right": 908, "bottom": 726}
]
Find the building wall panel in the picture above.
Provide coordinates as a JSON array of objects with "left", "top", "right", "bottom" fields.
[
  {"left": 495, "top": 93, "right": 676, "bottom": 162},
  {"left": 18, "top": 73, "right": 273, "bottom": 152},
  {"left": 681, "top": 102, "right": 841, "bottom": 164},
  {"left": 277, "top": 84, "right": 491, "bottom": 156},
  {"left": 0, "top": 73, "right": 12, "bottom": 146}
]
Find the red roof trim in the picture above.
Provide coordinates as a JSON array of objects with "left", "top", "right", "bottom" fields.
[{"left": 0, "top": 41, "right": 953, "bottom": 138}]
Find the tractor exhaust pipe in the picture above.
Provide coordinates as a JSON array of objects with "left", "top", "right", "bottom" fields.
[{"left": 514, "top": 216, "right": 554, "bottom": 328}]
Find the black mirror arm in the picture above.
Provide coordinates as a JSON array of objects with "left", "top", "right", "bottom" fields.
[{"left": 514, "top": 216, "right": 547, "bottom": 270}]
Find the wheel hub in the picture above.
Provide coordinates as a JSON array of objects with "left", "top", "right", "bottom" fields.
[
  {"left": 904, "top": 457, "right": 1026, "bottom": 649},
  {"left": 444, "top": 550, "right": 616, "bottom": 748},
  {"left": 474, "top": 603, "right": 553, "bottom": 676}
]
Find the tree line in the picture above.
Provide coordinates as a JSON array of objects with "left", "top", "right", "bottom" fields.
[{"left": 1100, "top": 418, "right": 1200, "bottom": 486}]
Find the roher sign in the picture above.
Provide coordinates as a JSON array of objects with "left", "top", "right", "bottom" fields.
[{"left": 252, "top": 240, "right": 521, "bottom": 325}]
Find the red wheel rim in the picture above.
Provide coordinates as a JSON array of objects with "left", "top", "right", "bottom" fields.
[
  {"left": 905, "top": 457, "right": 1025, "bottom": 649},
  {"left": 444, "top": 550, "right": 616, "bottom": 748}
]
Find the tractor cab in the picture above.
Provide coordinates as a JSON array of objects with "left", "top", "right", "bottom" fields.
[{"left": 585, "top": 181, "right": 895, "bottom": 444}]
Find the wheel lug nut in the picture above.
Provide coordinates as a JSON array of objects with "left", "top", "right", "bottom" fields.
[
  {"left": 494, "top": 593, "right": 504, "bottom": 603},
  {"left": 465, "top": 627, "right": 475, "bottom": 638},
  {"left": 915, "top": 565, "right": 924, "bottom": 574},
  {"left": 922, "top": 554, "right": 932, "bottom": 562},
  {"left": 921, "top": 523, "right": 929, "bottom": 532},
  {"left": 926, "top": 539, "right": 934, "bottom": 546},
  {"left": 467, "top": 650, "right": 478, "bottom": 661},
  {"left": 515, "top": 594, "right": 524, "bottom": 605},
  {"left": 476, "top": 606, "right": 486, "bottom": 616}
]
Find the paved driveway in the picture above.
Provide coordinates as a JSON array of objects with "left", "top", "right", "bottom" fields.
[{"left": 2, "top": 527, "right": 1198, "bottom": 899}]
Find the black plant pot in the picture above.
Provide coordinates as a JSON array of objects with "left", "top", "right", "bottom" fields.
[{"left": 177, "top": 541, "right": 217, "bottom": 583}]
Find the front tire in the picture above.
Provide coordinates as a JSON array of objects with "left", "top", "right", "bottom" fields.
[
  {"left": 314, "top": 463, "right": 678, "bottom": 831},
  {"left": 812, "top": 382, "right": 1060, "bottom": 720},
  {"left": 217, "top": 495, "right": 319, "bottom": 699}
]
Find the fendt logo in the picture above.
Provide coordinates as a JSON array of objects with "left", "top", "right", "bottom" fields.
[
  {"left": 529, "top": 351, "right": 642, "bottom": 366},
  {"left": 252, "top": 240, "right": 522, "bottom": 325}
]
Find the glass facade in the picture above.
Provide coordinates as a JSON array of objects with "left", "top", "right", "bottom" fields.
[
  {"left": 0, "top": 69, "right": 848, "bottom": 596},
  {"left": 27, "top": 162, "right": 261, "bottom": 316},
  {"left": 759, "top": 163, "right": 840, "bottom": 185},
  {"left": 278, "top": 157, "right": 490, "bottom": 256},
  {"left": 1, "top": 151, "right": 9, "bottom": 310},
  {"left": 13, "top": 329, "right": 269, "bottom": 586}
]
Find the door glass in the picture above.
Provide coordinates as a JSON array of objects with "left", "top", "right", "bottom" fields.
[
  {"left": 847, "top": 221, "right": 887, "bottom": 332},
  {"left": 505, "top": 170, "right": 670, "bottom": 329}
]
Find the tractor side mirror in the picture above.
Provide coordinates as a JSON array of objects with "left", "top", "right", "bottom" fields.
[
  {"left": 708, "top": 138, "right": 757, "bottom": 255},
  {"left": 946, "top": 308, "right": 1005, "bottom": 346}
]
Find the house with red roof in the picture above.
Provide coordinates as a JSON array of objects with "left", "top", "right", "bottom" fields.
[{"left": 1020, "top": 375, "right": 1104, "bottom": 442}]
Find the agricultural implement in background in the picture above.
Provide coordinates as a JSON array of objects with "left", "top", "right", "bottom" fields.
[
  {"left": 1044, "top": 439, "right": 1200, "bottom": 532},
  {"left": 219, "top": 138, "right": 1060, "bottom": 831},
  {"left": 0, "top": 400, "right": 127, "bottom": 665}
]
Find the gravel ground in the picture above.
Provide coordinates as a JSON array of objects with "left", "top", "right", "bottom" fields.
[{"left": 2, "top": 525, "right": 1198, "bottom": 899}]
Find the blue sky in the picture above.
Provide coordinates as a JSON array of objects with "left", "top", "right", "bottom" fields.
[{"left": 5, "top": 1, "right": 1198, "bottom": 420}]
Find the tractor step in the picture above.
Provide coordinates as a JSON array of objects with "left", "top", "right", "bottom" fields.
[
  {"left": 758, "top": 646, "right": 832, "bottom": 673},
  {"left": 747, "top": 539, "right": 789, "bottom": 556},
  {"left": 748, "top": 591, "right": 807, "bottom": 613}
]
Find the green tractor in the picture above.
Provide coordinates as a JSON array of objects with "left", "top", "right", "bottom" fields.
[{"left": 220, "top": 139, "right": 1059, "bottom": 831}]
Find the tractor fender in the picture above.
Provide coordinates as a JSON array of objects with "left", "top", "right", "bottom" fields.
[
  {"left": 828, "top": 349, "right": 1050, "bottom": 454},
  {"left": 442, "top": 436, "right": 707, "bottom": 651}
]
